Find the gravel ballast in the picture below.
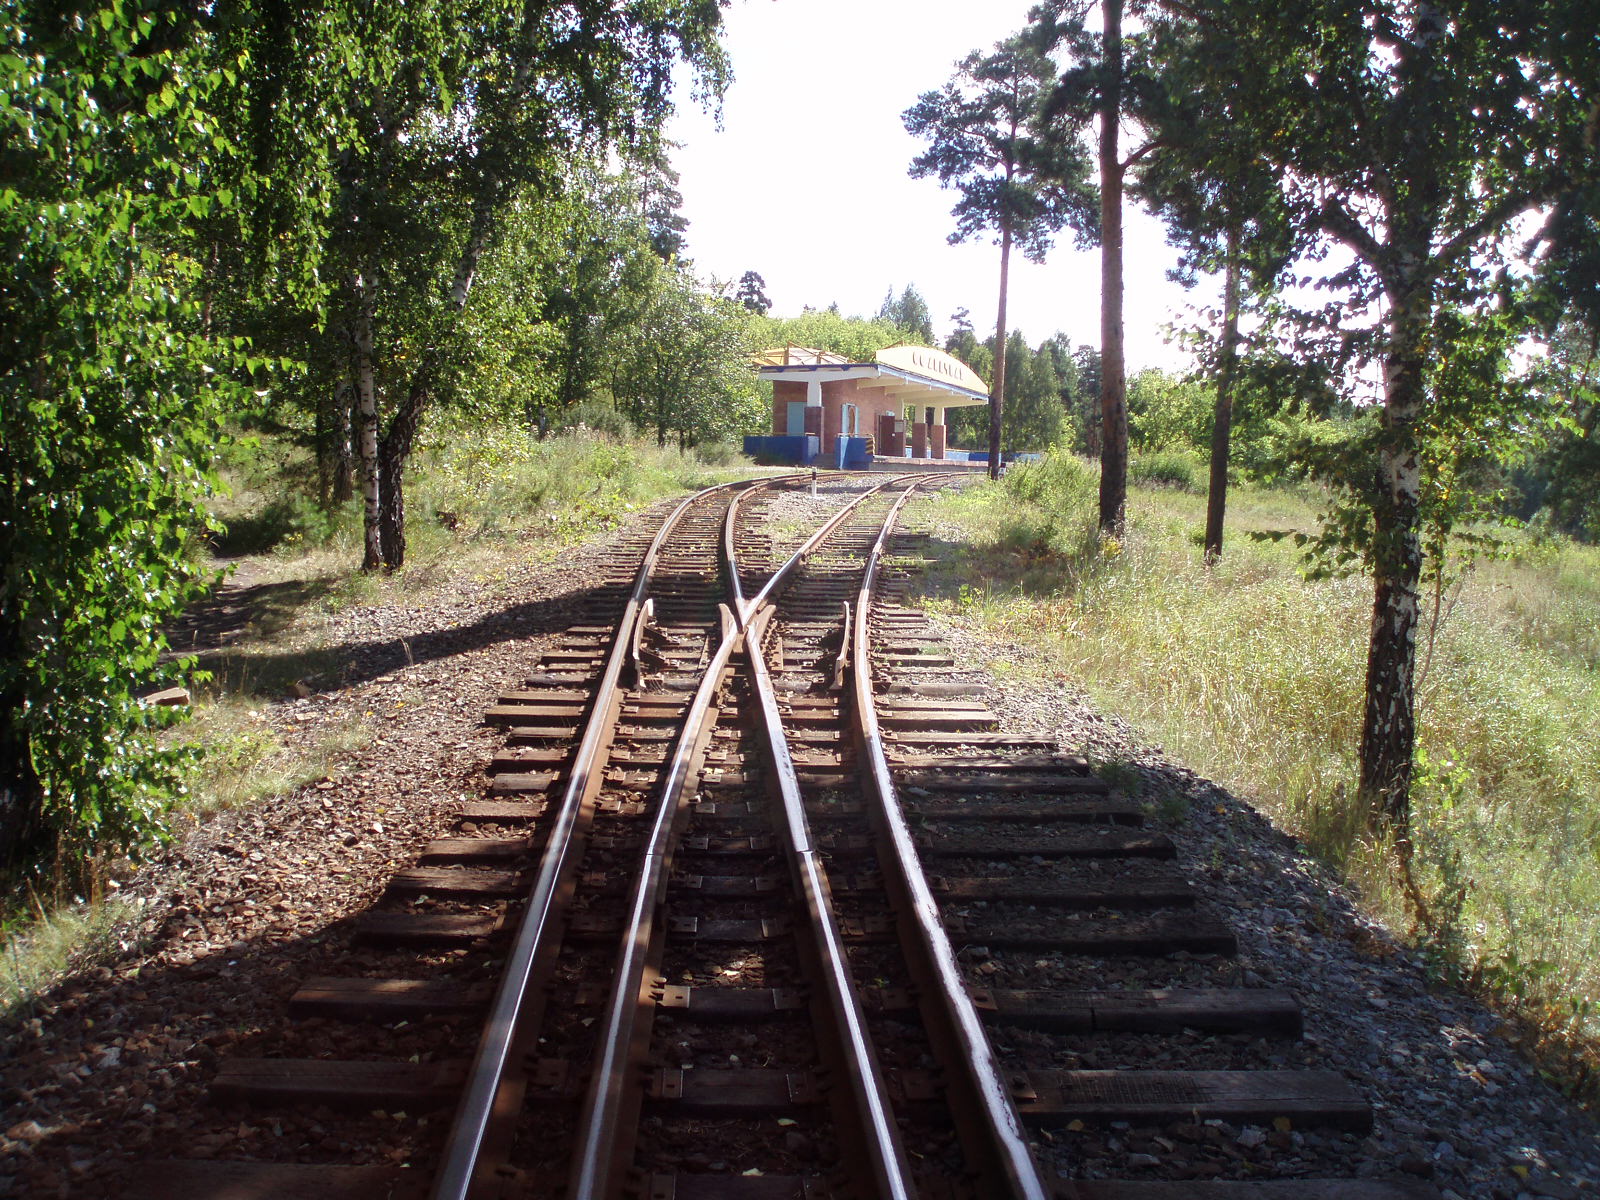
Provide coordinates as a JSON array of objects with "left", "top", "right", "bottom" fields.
[
  {"left": 1, "top": 484, "right": 1595, "bottom": 1199},
  {"left": 904, "top": 504, "right": 1599, "bottom": 1200}
]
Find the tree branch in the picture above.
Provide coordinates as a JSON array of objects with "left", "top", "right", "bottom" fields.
[
  {"left": 1435, "top": 189, "right": 1546, "bottom": 269},
  {"left": 1150, "top": 0, "right": 1221, "bottom": 29},
  {"left": 1317, "top": 198, "right": 1388, "bottom": 274},
  {"left": 1121, "top": 136, "right": 1164, "bottom": 171}
]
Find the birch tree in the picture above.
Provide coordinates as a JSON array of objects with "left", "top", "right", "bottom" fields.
[
  {"left": 328, "top": 0, "right": 729, "bottom": 570},
  {"left": 0, "top": 0, "right": 345, "bottom": 885},
  {"left": 1182, "top": 0, "right": 1600, "bottom": 832}
]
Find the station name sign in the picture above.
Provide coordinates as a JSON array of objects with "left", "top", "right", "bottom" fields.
[{"left": 874, "top": 344, "right": 987, "bottom": 396}]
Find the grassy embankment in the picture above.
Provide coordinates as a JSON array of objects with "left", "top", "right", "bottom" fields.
[
  {"left": 182, "top": 421, "right": 754, "bottom": 810},
  {"left": 1, "top": 422, "right": 754, "bottom": 1015},
  {"left": 919, "top": 452, "right": 1600, "bottom": 1098}
]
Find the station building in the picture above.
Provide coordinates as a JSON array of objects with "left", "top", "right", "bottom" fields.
[{"left": 744, "top": 344, "right": 992, "bottom": 469}]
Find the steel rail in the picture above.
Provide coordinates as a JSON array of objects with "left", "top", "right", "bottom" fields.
[
  {"left": 432, "top": 476, "right": 789, "bottom": 1200},
  {"left": 849, "top": 480, "right": 1051, "bottom": 1200},
  {"left": 565, "top": 474, "right": 905, "bottom": 1199},
  {"left": 565, "top": 602, "right": 742, "bottom": 1200},
  {"left": 726, "top": 474, "right": 900, "bottom": 620},
  {"left": 727, "top": 478, "right": 921, "bottom": 1200}
]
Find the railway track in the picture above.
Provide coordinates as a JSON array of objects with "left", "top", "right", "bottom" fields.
[{"left": 131, "top": 473, "right": 1437, "bottom": 1200}]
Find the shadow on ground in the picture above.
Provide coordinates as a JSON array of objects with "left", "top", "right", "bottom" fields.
[{"left": 166, "top": 562, "right": 612, "bottom": 701}]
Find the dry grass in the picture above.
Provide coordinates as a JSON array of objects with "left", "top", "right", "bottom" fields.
[
  {"left": 919, "top": 454, "right": 1600, "bottom": 1097},
  {"left": 0, "top": 891, "right": 148, "bottom": 1018}
]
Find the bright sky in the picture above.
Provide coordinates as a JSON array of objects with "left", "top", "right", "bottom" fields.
[{"left": 665, "top": 0, "right": 1219, "bottom": 372}]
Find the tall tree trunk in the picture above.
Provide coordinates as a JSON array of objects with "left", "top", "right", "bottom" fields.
[
  {"left": 352, "top": 269, "right": 382, "bottom": 572},
  {"left": 1082, "top": 389, "right": 1102, "bottom": 458},
  {"left": 1358, "top": 296, "right": 1428, "bottom": 831},
  {"left": 317, "top": 377, "right": 355, "bottom": 506},
  {"left": 1203, "top": 229, "right": 1242, "bottom": 561},
  {"left": 0, "top": 650, "right": 46, "bottom": 887},
  {"left": 1097, "top": 0, "right": 1128, "bottom": 534},
  {"left": 1357, "top": 6, "right": 1450, "bottom": 837},
  {"left": 315, "top": 388, "right": 334, "bottom": 506},
  {"left": 377, "top": 193, "right": 497, "bottom": 571},
  {"left": 379, "top": 373, "right": 429, "bottom": 570},
  {"left": 990, "top": 220, "right": 1013, "bottom": 481},
  {"left": 656, "top": 369, "right": 668, "bottom": 446},
  {"left": 333, "top": 378, "right": 355, "bottom": 504}
]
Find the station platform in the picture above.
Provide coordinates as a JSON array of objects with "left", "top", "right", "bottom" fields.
[{"left": 864, "top": 456, "right": 988, "bottom": 472}]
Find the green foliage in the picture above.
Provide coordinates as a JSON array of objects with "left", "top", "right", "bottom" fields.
[
  {"left": 561, "top": 398, "right": 638, "bottom": 441},
  {"left": 1002, "top": 329, "right": 1066, "bottom": 450},
  {"left": 0, "top": 0, "right": 736, "bottom": 893},
  {"left": 1164, "top": 0, "right": 1600, "bottom": 824},
  {"left": 905, "top": 28, "right": 1098, "bottom": 473},
  {"left": 219, "top": 419, "right": 737, "bottom": 565},
  {"left": 1133, "top": 8, "right": 1295, "bottom": 287},
  {"left": 734, "top": 271, "right": 771, "bottom": 316},
  {"left": 609, "top": 259, "right": 763, "bottom": 448},
  {"left": 248, "top": 0, "right": 732, "bottom": 569},
  {"left": 408, "top": 421, "right": 733, "bottom": 544},
  {"left": 940, "top": 326, "right": 993, "bottom": 449},
  {"left": 0, "top": 2, "right": 248, "bottom": 889},
  {"left": 227, "top": 492, "right": 356, "bottom": 558},
  {"left": 1127, "top": 368, "right": 1212, "bottom": 454},
  {"left": 754, "top": 310, "right": 906, "bottom": 363},
  {"left": 1130, "top": 450, "right": 1203, "bottom": 493},
  {"left": 927, "top": 472, "right": 1600, "bottom": 1090},
  {"left": 1261, "top": 307, "right": 1546, "bottom": 584},
  {"left": 875, "top": 284, "right": 935, "bottom": 344},
  {"left": 531, "top": 164, "right": 687, "bottom": 420},
  {"left": 995, "top": 452, "right": 1100, "bottom": 561},
  {"left": 933, "top": 327, "right": 1087, "bottom": 454},
  {"left": 1521, "top": 320, "right": 1600, "bottom": 542},
  {"left": 903, "top": 33, "right": 1095, "bottom": 261}
]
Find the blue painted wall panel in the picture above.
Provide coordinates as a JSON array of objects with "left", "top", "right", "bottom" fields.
[{"left": 743, "top": 434, "right": 819, "bottom": 466}]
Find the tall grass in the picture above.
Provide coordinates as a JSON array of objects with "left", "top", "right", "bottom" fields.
[
  {"left": 189, "top": 421, "right": 759, "bottom": 787},
  {"left": 214, "top": 421, "right": 743, "bottom": 583},
  {"left": 925, "top": 455, "right": 1600, "bottom": 1092},
  {"left": 1, "top": 892, "right": 148, "bottom": 1018}
]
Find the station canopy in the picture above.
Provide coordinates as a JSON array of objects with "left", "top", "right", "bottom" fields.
[{"left": 753, "top": 344, "right": 989, "bottom": 409}]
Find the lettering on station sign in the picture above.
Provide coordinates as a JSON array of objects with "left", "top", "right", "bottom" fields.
[{"left": 873, "top": 344, "right": 987, "bottom": 396}]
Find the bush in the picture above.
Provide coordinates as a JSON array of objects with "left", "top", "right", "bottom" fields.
[
  {"left": 218, "top": 492, "right": 357, "bottom": 555},
  {"left": 1127, "top": 367, "right": 1212, "bottom": 453},
  {"left": 998, "top": 452, "right": 1101, "bottom": 559},
  {"left": 691, "top": 438, "right": 748, "bottom": 467},
  {"left": 413, "top": 420, "right": 723, "bottom": 546},
  {"left": 559, "top": 399, "right": 636, "bottom": 441},
  {"left": 1131, "top": 449, "right": 1204, "bottom": 493}
]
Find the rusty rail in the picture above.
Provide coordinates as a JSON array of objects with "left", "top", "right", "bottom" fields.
[
  {"left": 565, "top": 475, "right": 908, "bottom": 1199},
  {"left": 431, "top": 477, "right": 785, "bottom": 1200},
  {"left": 564, "top": 600, "right": 742, "bottom": 1199},
  {"left": 850, "top": 479, "right": 1050, "bottom": 1199},
  {"left": 728, "top": 479, "right": 918, "bottom": 1200}
]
